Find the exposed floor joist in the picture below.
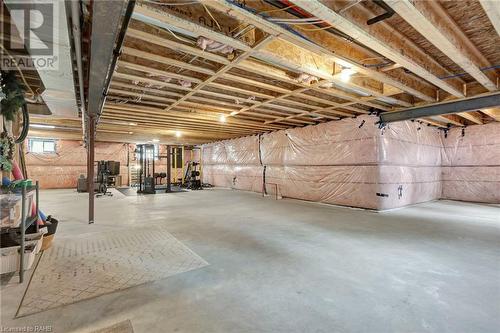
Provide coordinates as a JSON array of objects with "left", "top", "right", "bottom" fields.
[
  {"left": 387, "top": 0, "right": 497, "bottom": 91},
  {"left": 290, "top": 0, "right": 465, "bottom": 97}
]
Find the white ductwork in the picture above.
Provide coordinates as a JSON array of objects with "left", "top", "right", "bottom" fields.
[{"left": 4, "top": 0, "right": 79, "bottom": 118}]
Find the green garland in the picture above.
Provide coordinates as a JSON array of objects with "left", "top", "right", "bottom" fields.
[
  {"left": 0, "top": 70, "right": 26, "bottom": 121},
  {"left": 0, "top": 131, "right": 14, "bottom": 171}
]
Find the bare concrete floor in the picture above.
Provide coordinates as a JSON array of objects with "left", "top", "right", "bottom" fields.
[{"left": 1, "top": 188, "right": 499, "bottom": 333}]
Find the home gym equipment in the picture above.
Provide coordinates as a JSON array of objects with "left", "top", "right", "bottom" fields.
[
  {"left": 136, "top": 144, "right": 190, "bottom": 194},
  {"left": 154, "top": 172, "right": 167, "bottom": 185},
  {"left": 183, "top": 161, "right": 202, "bottom": 190},
  {"left": 136, "top": 144, "right": 156, "bottom": 194},
  {"left": 95, "top": 161, "right": 116, "bottom": 197}
]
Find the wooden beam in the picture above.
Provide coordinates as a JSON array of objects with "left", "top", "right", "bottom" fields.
[
  {"left": 204, "top": 0, "right": 437, "bottom": 102},
  {"left": 479, "top": 0, "right": 500, "bottom": 37},
  {"left": 290, "top": 0, "right": 465, "bottom": 97},
  {"left": 118, "top": 60, "right": 203, "bottom": 83},
  {"left": 105, "top": 103, "right": 286, "bottom": 130},
  {"left": 457, "top": 112, "right": 483, "bottom": 125},
  {"left": 134, "top": 3, "right": 252, "bottom": 51},
  {"left": 111, "top": 81, "right": 184, "bottom": 98},
  {"left": 113, "top": 72, "right": 192, "bottom": 92},
  {"left": 433, "top": 115, "right": 465, "bottom": 127},
  {"left": 135, "top": 4, "right": 414, "bottom": 108},
  {"left": 481, "top": 107, "right": 500, "bottom": 121},
  {"left": 122, "top": 46, "right": 216, "bottom": 75},
  {"left": 127, "top": 28, "right": 230, "bottom": 64},
  {"left": 255, "top": 38, "right": 410, "bottom": 107},
  {"left": 108, "top": 88, "right": 177, "bottom": 104},
  {"left": 387, "top": 0, "right": 497, "bottom": 91},
  {"left": 124, "top": 28, "right": 393, "bottom": 114},
  {"left": 165, "top": 36, "right": 276, "bottom": 113}
]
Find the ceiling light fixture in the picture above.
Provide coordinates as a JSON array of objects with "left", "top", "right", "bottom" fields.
[
  {"left": 175, "top": 131, "right": 182, "bottom": 138},
  {"left": 219, "top": 114, "right": 227, "bottom": 123},
  {"left": 152, "top": 138, "right": 160, "bottom": 142},
  {"left": 30, "top": 124, "right": 56, "bottom": 129},
  {"left": 128, "top": 122, "right": 137, "bottom": 126},
  {"left": 340, "top": 67, "right": 356, "bottom": 82}
]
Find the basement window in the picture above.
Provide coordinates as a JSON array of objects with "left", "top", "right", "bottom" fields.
[{"left": 28, "top": 138, "right": 57, "bottom": 154}]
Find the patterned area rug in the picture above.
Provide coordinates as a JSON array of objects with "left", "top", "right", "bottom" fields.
[
  {"left": 91, "top": 320, "right": 134, "bottom": 333},
  {"left": 17, "top": 226, "right": 208, "bottom": 317}
]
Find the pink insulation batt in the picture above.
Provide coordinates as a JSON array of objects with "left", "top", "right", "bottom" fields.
[{"left": 202, "top": 115, "right": 499, "bottom": 210}]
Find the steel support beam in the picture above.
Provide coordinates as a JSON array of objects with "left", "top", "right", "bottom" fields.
[
  {"left": 87, "top": 114, "right": 95, "bottom": 224},
  {"left": 379, "top": 92, "right": 500, "bottom": 123},
  {"left": 166, "top": 145, "right": 172, "bottom": 193},
  {"left": 87, "top": 0, "right": 134, "bottom": 224},
  {"left": 87, "top": 0, "right": 133, "bottom": 119}
]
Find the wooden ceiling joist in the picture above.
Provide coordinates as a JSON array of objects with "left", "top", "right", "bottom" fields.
[
  {"left": 105, "top": 103, "right": 285, "bottom": 131},
  {"left": 203, "top": 0, "right": 438, "bottom": 102},
  {"left": 137, "top": 5, "right": 404, "bottom": 111},
  {"left": 92, "top": 1, "right": 499, "bottom": 143},
  {"left": 481, "top": 108, "right": 500, "bottom": 121},
  {"left": 283, "top": 0, "right": 466, "bottom": 97},
  {"left": 387, "top": 0, "right": 497, "bottom": 91},
  {"left": 122, "top": 46, "right": 217, "bottom": 76},
  {"left": 479, "top": 0, "right": 500, "bottom": 37},
  {"left": 118, "top": 60, "right": 204, "bottom": 83},
  {"left": 127, "top": 28, "right": 230, "bottom": 65}
]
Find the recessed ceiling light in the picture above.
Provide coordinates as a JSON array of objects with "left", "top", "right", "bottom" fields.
[
  {"left": 175, "top": 131, "right": 182, "bottom": 138},
  {"left": 219, "top": 114, "right": 227, "bottom": 123},
  {"left": 128, "top": 122, "right": 137, "bottom": 126},
  {"left": 152, "top": 138, "right": 160, "bottom": 142}
]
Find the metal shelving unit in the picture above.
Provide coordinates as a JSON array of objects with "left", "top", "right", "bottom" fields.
[{"left": 1, "top": 181, "right": 40, "bottom": 283}]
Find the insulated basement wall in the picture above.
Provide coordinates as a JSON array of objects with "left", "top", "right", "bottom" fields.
[
  {"left": 441, "top": 122, "right": 500, "bottom": 203},
  {"left": 26, "top": 140, "right": 131, "bottom": 189},
  {"left": 377, "top": 120, "right": 442, "bottom": 210},
  {"left": 202, "top": 116, "right": 499, "bottom": 209},
  {"left": 262, "top": 115, "right": 381, "bottom": 209},
  {"left": 202, "top": 136, "right": 263, "bottom": 192}
]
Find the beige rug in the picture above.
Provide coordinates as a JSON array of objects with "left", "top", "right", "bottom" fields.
[{"left": 17, "top": 226, "right": 208, "bottom": 317}]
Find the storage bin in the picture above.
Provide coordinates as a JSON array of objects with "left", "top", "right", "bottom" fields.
[{"left": 0, "top": 237, "right": 42, "bottom": 274}]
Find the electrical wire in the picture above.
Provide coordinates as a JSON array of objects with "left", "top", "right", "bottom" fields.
[
  {"left": 162, "top": 25, "right": 195, "bottom": 44},
  {"left": 294, "top": 25, "right": 334, "bottom": 31},
  {"left": 273, "top": 20, "right": 326, "bottom": 25},
  {"left": 202, "top": 3, "right": 222, "bottom": 31},
  {"left": 257, "top": 4, "right": 296, "bottom": 15},
  {"left": 267, "top": 17, "right": 323, "bottom": 22}
]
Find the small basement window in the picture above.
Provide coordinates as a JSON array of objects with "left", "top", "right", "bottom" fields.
[{"left": 28, "top": 138, "right": 57, "bottom": 154}]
